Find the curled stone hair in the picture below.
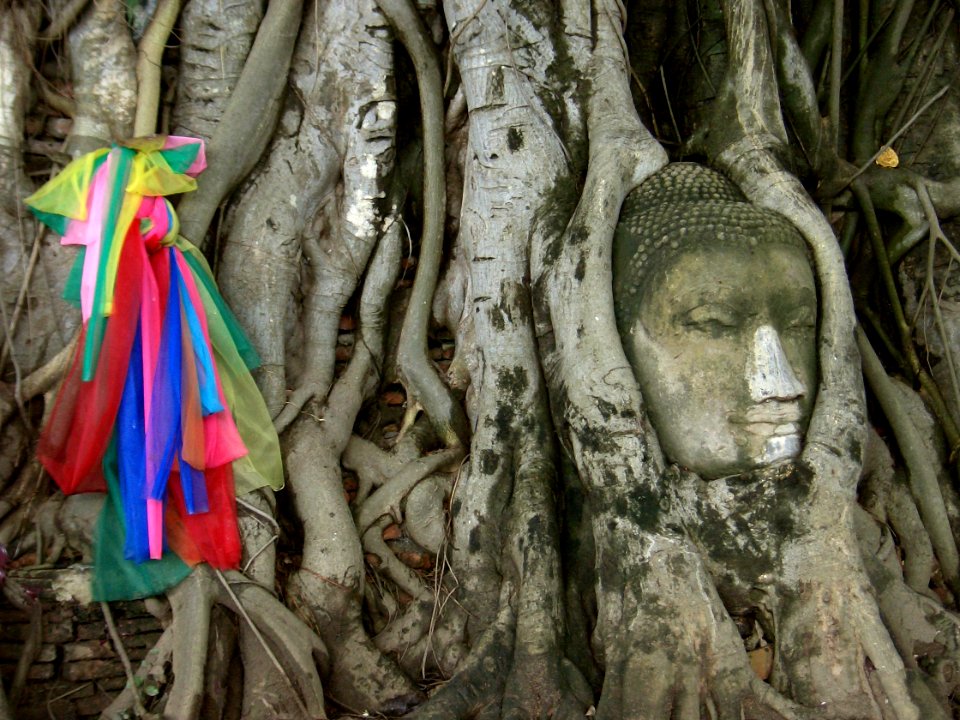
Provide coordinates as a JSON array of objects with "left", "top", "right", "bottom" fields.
[{"left": 612, "top": 162, "right": 809, "bottom": 333}]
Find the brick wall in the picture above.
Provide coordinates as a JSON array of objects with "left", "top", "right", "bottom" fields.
[{"left": 1, "top": 567, "right": 164, "bottom": 720}]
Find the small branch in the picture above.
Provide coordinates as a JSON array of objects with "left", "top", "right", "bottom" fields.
[
  {"left": 4, "top": 580, "right": 40, "bottom": 706},
  {"left": 38, "top": 0, "right": 91, "bottom": 42},
  {"left": 828, "top": 0, "right": 843, "bottom": 150},
  {"left": 236, "top": 496, "right": 281, "bottom": 533},
  {"left": 100, "top": 601, "right": 147, "bottom": 718},
  {"left": 99, "top": 628, "right": 174, "bottom": 719},
  {"left": 242, "top": 534, "right": 278, "bottom": 575},
  {"left": 850, "top": 0, "right": 917, "bottom": 161},
  {"left": 848, "top": 84, "right": 952, "bottom": 185},
  {"left": 133, "top": 0, "right": 182, "bottom": 137},
  {"left": 857, "top": 327, "right": 960, "bottom": 596},
  {"left": 887, "top": 6, "right": 952, "bottom": 146},
  {"left": 0, "top": 331, "right": 77, "bottom": 430},
  {"left": 853, "top": 178, "right": 960, "bottom": 449},
  {"left": 355, "top": 448, "right": 462, "bottom": 536},
  {"left": 36, "top": 82, "right": 76, "bottom": 118},
  {"left": 0, "top": 225, "right": 44, "bottom": 371},
  {"left": 376, "top": 0, "right": 469, "bottom": 448},
  {"left": 917, "top": 181, "right": 960, "bottom": 424},
  {"left": 362, "top": 518, "right": 430, "bottom": 601},
  {"left": 853, "top": 180, "right": 913, "bottom": 355}
]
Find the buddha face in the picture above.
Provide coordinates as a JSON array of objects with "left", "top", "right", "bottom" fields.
[{"left": 625, "top": 241, "right": 817, "bottom": 479}]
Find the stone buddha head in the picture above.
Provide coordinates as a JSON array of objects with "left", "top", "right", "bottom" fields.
[{"left": 613, "top": 163, "right": 817, "bottom": 479}]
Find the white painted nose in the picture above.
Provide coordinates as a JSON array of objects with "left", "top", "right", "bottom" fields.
[{"left": 747, "top": 325, "right": 806, "bottom": 402}]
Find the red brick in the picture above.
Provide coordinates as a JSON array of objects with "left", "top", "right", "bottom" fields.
[
  {"left": 122, "top": 631, "right": 163, "bottom": 650},
  {"left": 0, "top": 643, "right": 55, "bottom": 662},
  {"left": 382, "top": 390, "right": 406, "bottom": 406},
  {"left": 73, "top": 692, "right": 115, "bottom": 716},
  {"left": 62, "top": 659, "right": 126, "bottom": 682},
  {"left": 27, "top": 662, "right": 55, "bottom": 680},
  {"left": 16, "top": 702, "right": 76, "bottom": 720},
  {"left": 43, "top": 621, "right": 74, "bottom": 644},
  {"left": 396, "top": 551, "right": 433, "bottom": 570},
  {"left": 76, "top": 623, "right": 105, "bottom": 641},
  {"left": 63, "top": 640, "right": 115, "bottom": 662},
  {"left": 115, "top": 616, "right": 163, "bottom": 637},
  {"left": 98, "top": 676, "right": 129, "bottom": 691}
]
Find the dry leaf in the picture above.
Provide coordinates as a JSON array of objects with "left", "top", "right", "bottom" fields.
[
  {"left": 748, "top": 645, "right": 774, "bottom": 680},
  {"left": 876, "top": 146, "right": 899, "bottom": 168}
]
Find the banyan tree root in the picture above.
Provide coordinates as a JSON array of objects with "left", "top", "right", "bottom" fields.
[
  {"left": 98, "top": 566, "right": 327, "bottom": 720},
  {"left": 217, "top": 0, "right": 397, "bottom": 423},
  {"left": 170, "top": 0, "right": 265, "bottom": 143},
  {"left": 64, "top": 0, "right": 136, "bottom": 155},
  {"left": 283, "top": 201, "right": 433, "bottom": 714},
  {"left": 174, "top": 0, "right": 304, "bottom": 249},
  {"left": 686, "top": 0, "right": 928, "bottom": 715}
]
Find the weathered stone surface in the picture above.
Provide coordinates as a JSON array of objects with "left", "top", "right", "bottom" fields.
[
  {"left": 28, "top": 662, "right": 55, "bottom": 680},
  {"left": 75, "top": 622, "right": 105, "bottom": 641},
  {"left": 43, "top": 621, "right": 74, "bottom": 644}
]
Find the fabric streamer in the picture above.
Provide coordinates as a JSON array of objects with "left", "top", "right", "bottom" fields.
[{"left": 26, "top": 136, "right": 283, "bottom": 601}]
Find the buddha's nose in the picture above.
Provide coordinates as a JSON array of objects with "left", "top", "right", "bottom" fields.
[{"left": 747, "top": 325, "right": 806, "bottom": 402}]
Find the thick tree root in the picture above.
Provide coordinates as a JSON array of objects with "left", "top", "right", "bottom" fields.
[
  {"left": 100, "top": 565, "right": 328, "bottom": 720},
  {"left": 64, "top": 0, "right": 136, "bottom": 154},
  {"left": 405, "top": 591, "right": 516, "bottom": 720},
  {"left": 175, "top": 0, "right": 304, "bottom": 247},
  {"left": 376, "top": 0, "right": 468, "bottom": 447}
]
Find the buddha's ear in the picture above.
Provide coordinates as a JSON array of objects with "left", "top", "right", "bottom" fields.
[{"left": 622, "top": 317, "right": 655, "bottom": 371}]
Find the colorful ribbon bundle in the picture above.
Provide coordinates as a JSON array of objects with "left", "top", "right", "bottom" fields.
[{"left": 26, "top": 136, "right": 282, "bottom": 600}]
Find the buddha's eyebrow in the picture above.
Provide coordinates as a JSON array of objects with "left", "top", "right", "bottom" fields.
[
  {"left": 674, "top": 283, "right": 749, "bottom": 308},
  {"left": 777, "top": 286, "right": 817, "bottom": 308}
]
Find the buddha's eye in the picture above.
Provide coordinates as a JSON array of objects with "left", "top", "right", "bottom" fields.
[
  {"left": 679, "top": 304, "right": 741, "bottom": 334},
  {"left": 784, "top": 307, "right": 816, "bottom": 333}
]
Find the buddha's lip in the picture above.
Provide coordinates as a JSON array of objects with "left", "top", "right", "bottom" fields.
[
  {"left": 729, "top": 404, "right": 803, "bottom": 434},
  {"left": 735, "top": 403, "right": 803, "bottom": 424}
]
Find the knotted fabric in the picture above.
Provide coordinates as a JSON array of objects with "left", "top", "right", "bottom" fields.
[{"left": 26, "top": 136, "right": 283, "bottom": 600}]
